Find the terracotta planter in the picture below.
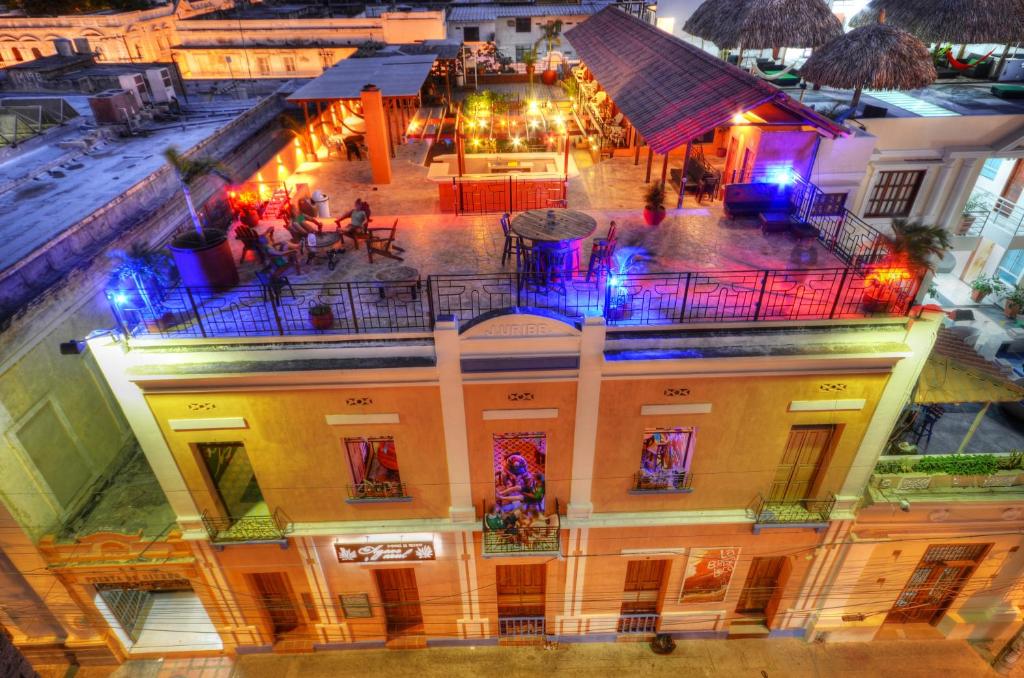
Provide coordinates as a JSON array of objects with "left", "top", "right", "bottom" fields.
[
  {"left": 541, "top": 68, "right": 558, "bottom": 85},
  {"left": 525, "top": 65, "right": 536, "bottom": 78},
  {"left": 309, "top": 309, "right": 334, "bottom": 330},
  {"left": 643, "top": 206, "right": 666, "bottom": 226},
  {"left": 862, "top": 290, "right": 889, "bottom": 313},
  {"left": 168, "top": 232, "right": 238, "bottom": 290},
  {"left": 970, "top": 288, "right": 987, "bottom": 303},
  {"left": 1006, "top": 301, "right": 1021, "bottom": 319}
]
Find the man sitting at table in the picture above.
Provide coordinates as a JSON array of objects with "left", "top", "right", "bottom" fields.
[{"left": 286, "top": 203, "right": 323, "bottom": 242}]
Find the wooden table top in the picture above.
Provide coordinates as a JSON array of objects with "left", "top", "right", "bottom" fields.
[{"left": 510, "top": 209, "right": 597, "bottom": 243}]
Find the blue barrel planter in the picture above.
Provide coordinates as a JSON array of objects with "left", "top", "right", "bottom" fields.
[{"left": 168, "top": 230, "right": 239, "bottom": 290}]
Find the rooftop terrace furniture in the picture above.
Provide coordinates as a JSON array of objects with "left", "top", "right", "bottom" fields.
[
  {"left": 366, "top": 219, "right": 404, "bottom": 263},
  {"left": 235, "top": 224, "right": 265, "bottom": 265},
  {"left": 500, "top": 212, "right": 521, "bottom": 267},
  {"left": 723, "top": 183, "right": 792, "bottom": 220},
  {"left": 992, "top": 84, "right": 1024, "bottom": 100}
]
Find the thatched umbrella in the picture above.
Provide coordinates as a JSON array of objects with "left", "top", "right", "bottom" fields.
[
  {"left": 851, "top": 0, "right": 1024, "bottom": 45},
  {"left": 685, "top": 0, "right": 842, "bottom": 50},
  {"left": 801, "top": 21, "right": 937, "bottom": 106}
]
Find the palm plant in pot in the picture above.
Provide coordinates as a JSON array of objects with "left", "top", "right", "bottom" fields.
[
  {"left": 970, "top": 274, "right": 1007, "bottom": 303},
  {"left": 309, "top": 302, "right": 334, "bottom": 330},
  {"left": 164, "top": 147, "right": 239, "bottom": 290},
  {"left": 107, "top": 243, "right": 178, "bottom": 331},
  {"left": 522, "top": 48, "right": 537, "bottom": 86},
  {"left": 643, "top": 181, "right": 667, "bottom": 226},
  {"left": 534, "top": 20, "right": 563, "bottom": 86},
  {"left": 863, "top": 220, "right": 951, "bottom": 313},
  {"left": 1003, "top": 285, "right": 1024, "bottom": 320}
]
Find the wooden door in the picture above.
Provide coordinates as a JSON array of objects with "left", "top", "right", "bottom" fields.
[
  {"left": 736, "top": 557, "right": 786, "bottom": 614},
  {"left": 375, "top": 568, "right": 423, "bottom": 637},
  {"left": 621, "top": 560, "right": 667, "bottom": 614},
  {"left": 497, "top": 564, "right": 546, "bottom": 617},
  {"left": 769, "top": 425, "right": 835, "bottom": 503},
  {"left": 886, "top": 544, "right": 990, "bottom": 624},
  {"left": 1001, "top": 159, "right": 1024, "bottom": 209},
  {"left": 249, "top": 572, "right": 300, "bottom": 635},
  {"left": 762, "top": 557, "right": 794, "bottom": 627}
]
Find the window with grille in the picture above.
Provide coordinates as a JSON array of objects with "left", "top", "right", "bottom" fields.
[
  {"left": 515, "top": 17, "right": 532, "bottom": 33},
  {"left": 344, "top": 436, "right": 401, "bottom": 492},
  {"left": 463, "top": 26, "right": 480, "bottom": 42},
  {"left": 865, "top": 170, "right": 925, "bottom": 218},
  {"left": 636, "top": 428, "right": 694, "bottom": 491}
]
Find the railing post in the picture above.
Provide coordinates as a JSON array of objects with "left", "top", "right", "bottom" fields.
[
  {"left": 269, "top": 290, "right": 284, "bottom": 336},
  {"left": 184, "top": 286, "right": 207, "bottom": 338},
  {"left": 828, "top": 267, "right": 850, "bottom": 319},
  {"left": 426, "top": 276, "right": 436, "bottom": 328},
  {"left": 346, "top": 282, "right": 360, "bottom": 332},
  {"left": 678, "top": 272, "right": 691, "bottom": 323},
  {"left": 752, "top": 270, "right": 770, "bottom": 320}
]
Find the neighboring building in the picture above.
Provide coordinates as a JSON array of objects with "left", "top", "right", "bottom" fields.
[
  {"left": 446, "top": 3, "right": 611, "bottom": 62},
  {"left": 0, "top": 0, "right": 232, "bottom": 66}
]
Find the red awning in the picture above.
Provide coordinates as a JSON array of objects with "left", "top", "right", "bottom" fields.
[{"left": 564, "top": 8, "right": 846, "bottom": 154}]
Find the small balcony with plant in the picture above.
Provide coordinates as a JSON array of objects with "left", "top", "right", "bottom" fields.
[{"left": 871, "top": 453, "right": 1024, "bottom": 498}]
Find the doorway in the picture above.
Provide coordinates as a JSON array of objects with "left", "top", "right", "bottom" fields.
[
  {"left": 769, "top": 425, "right": 835, "bottom": 502},
  {"left": 1000, "top": 159, "right": 1024, "bottom": 211},
  {"left": 618, "top": 560, "right": 667, "bottom": 633},
  {"left": 196, "top": 442, "right": 265, "bottom": 519},
  {"left": 886, "top": 543, "right": 990, "bottom": 625},
  {"left": 496, "top": 564, "right": 546, "bottom": 637},
  {"left": 248, "top": 572, "right": 300, "bottom": 636},
  {"left": 736, "top": 557, "right": 788, "bottom": 616},
  {"left": 375, "top": 568, "right": 424, "bottom": 637},
  {"left": 95, "top": 579, "right": 221, "bottom": 653}
]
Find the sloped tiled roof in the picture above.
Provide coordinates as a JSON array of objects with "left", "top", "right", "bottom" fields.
[
  {"left": 915, "top": 327, "right": 1024, "bottom": 404},
  {"left": 564, "top": 7, "right": 845, "bottom": 153},
  {"left": 449, "top": 3, "right": 610, "bottom": 22}
]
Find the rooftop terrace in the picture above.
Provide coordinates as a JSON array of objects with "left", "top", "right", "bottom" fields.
[{"left": 113, "top": 136, "right": 917, "bottom": 340}]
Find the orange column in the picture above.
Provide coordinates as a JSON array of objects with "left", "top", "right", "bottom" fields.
[{"left": 360, "top": 83, "right": 392, "bottom": 185}]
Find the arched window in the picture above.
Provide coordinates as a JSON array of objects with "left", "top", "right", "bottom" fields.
[
  {"left": 31, "top": 47, "right": 42, "bottom": 59},
  {"left": 12, "top": 47, "right": 22, "bottom": 61}
]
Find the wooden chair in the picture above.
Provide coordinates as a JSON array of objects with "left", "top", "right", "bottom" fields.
[
  {"left": 235, "top": 224, "right": 265, "bottom": 265},
  {"left": 586, "top": 223, "right": 617, "bottom": 281},
  {"left": 500, "top": 212, "right": 521, "bottom": 266},
  {"left": 366, "top": 219, "right": 404, "bottom": 263},
  {"left": 255, "top": 270, "right": 294, "bottom": 305}
]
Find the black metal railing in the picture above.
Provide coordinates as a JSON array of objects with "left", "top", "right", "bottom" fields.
[
  {"left": 631, "top": 470, "right": 692, "bottom": 493},
  {"left": 482, "top": 500, "right": 561, "bottom": 556},
  {"left": 750, "top": 493, "right": 836, "bottom": 526},
  {"left": 200, "top": 508, "right": 291, "bottom": 543},
  {"left": 346, "top": 480, "right": 410, "bottom": 501},
  {"left": 498, "top": 616, "right": 547, "bottom": 639},
  {"left": 617, "top": 613, "right": 659, "bottom": 634}
]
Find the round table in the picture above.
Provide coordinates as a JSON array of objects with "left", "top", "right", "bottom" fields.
[
  {"left": 374, "top": 265, "right": 421, "bottom": 299},
  {"left": 510, "top": 209, "right": 597, "bottom": 243},
  {"left": 303, "top": 231, "right": 343, "bottom": 270}
]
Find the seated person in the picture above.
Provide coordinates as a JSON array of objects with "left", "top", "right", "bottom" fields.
[
  {"left": 335, "top": 199, "right": 371, "bottom": 245},
  {"left": 286, "top": 210, "right": 323, "bottom": 241},
  {"left": 258, "top": 228, "right": 300, "bottom": 274}
]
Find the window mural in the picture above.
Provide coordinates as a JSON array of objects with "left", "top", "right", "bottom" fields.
[
  {"left": 493, "top": 432, "right": 546, "bottom": 514},
  {"left": 345, "top": 436, "right": 401, "bottom": 488},
  {"left": 639, "top": 428, "right": 694, "bottom": 490},
  {"left": 679, "top": 548, "right": 740, "bottom": 603}
]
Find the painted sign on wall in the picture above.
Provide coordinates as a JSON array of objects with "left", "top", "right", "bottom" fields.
[
  {"left": 679, "top": 547, "right": 740, "bottom": 603},
  {"left": 335, "top": 541, "right": 435, "bottom": 563}
]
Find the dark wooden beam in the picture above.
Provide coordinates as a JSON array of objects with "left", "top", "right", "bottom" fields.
[
  {"left": 677, "top": 141, "right": 692, "bottom": 209},
  {"left": 645, "top": 146, "right": 653, "bottom": 183}
]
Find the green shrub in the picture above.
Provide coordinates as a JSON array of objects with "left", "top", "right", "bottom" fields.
[
  {"left": 997, "top": 451, "right": 1024, "bottom": 470},
  {"left": 915, "top": 454, "right": 999, "bottom": 476},
  {"left": 875, "top": 459, "right": 911, "bottom": 474}
]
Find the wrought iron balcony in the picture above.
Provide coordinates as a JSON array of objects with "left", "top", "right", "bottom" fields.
[
  {"left": 630, "top": 470, "right": 692, "bottom": 494},
  {"left": 498, "top": 616, "right": 547, "bottom": 639},
  {"left": 346, "top": 480, "right": 411, "bottom": 502},
  {"left": 201, "top": 508, "right": 291, "bottom": 544},
  {"left": 617, "top": 613, "right": 659, "bottom": 634},
  {"left": 750, "top": 493, "right": 835, "bottom": 533},
  {"left": 482, "top": 500, "right": 561, "bottom": 556}
]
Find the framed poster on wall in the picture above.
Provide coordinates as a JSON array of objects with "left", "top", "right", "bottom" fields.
[
  {"left": 339, "top": 593, "right": 372, "bottom": 618},
  {"left": 679, "top": 547, "right": 740, "bottom": 603}
]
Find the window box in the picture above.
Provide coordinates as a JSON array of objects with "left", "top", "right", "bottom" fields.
[
  {"left": 345, "top": 480, "right": 412, "bottom": 503},
  {"left": 629, "top": 470, "right": 693, "bottom": 494}
]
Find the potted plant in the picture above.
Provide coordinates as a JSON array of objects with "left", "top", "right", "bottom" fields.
[
  {"left": 1003, "top": 285, "right": 1024, "bottom": 319},
  {"left": 164, "top": 147, "right": 239, "bottom": 290},
  {"left": 959, "top": 192, "right": 993, "bottom": 235},
  {"left": 534, "top": 20, "right": 563, "bottom": 86},
  {"left": 309, "top": 302, "right": 334, "bottom": 330},
  {"left": 643, "top": 181, "right": 667, "bottom": 226},
  {"left": 107, "top": 243, "right": 178, "bottom": 331},
  {"left": 522, "top": 48, "right": 537, "bottom": 85},
  {"left": 969, "top": 274, "right": 1007, "bottom": 303},
  {"left": 862, "top": 219, "right": 951, "bottom": 312}
]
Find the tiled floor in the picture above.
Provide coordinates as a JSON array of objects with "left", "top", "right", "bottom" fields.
[{"left": 900, "top": 402, "right": 1024, "bottom": 454}]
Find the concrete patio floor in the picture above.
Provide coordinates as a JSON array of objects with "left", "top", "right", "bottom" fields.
[{"left": 50, "top": 637, "right": 1007, "bottom": 678}]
